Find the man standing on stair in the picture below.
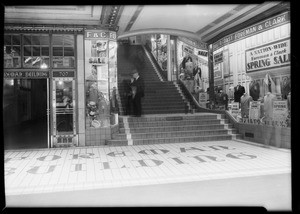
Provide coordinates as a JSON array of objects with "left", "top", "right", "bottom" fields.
[{"left": 130, "top": 69, "right": 145, "bottom": 117}]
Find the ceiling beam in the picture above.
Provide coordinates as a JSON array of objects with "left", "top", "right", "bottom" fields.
[{"left": 118, "top": 28, "right": 204, "bottom": 43}]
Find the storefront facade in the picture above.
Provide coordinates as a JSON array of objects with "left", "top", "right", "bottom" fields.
[
  {"left": 3, "top": 26, "right": 118, "bottom": 149},
  {"left": 212, "top": 11, "right": 290, "bottom": 103}
]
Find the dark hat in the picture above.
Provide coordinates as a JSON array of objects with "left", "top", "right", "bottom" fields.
[{"left": 131, "top": 69, "right": 138, "bottom": 75}]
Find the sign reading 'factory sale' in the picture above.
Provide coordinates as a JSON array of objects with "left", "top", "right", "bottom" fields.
[{"left": 245, "top": 38, "right": 290, "bottom": 73}]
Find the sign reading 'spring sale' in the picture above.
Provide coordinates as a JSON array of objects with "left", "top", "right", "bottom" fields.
[{"left": 245, "top": 38, "right": 290, "bottom": 73}]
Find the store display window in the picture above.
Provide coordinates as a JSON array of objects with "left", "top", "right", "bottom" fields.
[
  {"left": 23, "top": 34, "right": 50, "bottom": 68},
  {"left": 4, "top": 34, "right": 21, "bottom": 68},
  {"left": 52, "top": 35, "right": 75, "bottom": 68}
]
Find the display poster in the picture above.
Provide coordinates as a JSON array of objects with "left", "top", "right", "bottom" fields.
[
  {"left": 231, "top": 102, "right": 240, "bottom": 118},
  {"left": 223, "top": 49, "right": 230, "bottom": 77},
  {"left": 214, "top": 63, "right": 222, "bottom": 79},
  {"left": 199, "top": 92, "right": 208, "bottom": 108},
  {"left": 245, "top": 38, "right": 290, "bottom": 73},
  {"left": 214, "top": 51, "right": 223, "bottom": 64},
  {"left": 85, "top": 30, "right": 117, "bottom": 128},
  {"left": 273, "top": 100, "right": 288, "bottom": 120},
  {"left": 249, "top": 101, "right": 261, "bottom": 119}
]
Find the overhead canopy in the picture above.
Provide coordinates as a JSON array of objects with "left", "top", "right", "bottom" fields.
[{"left": 4, "top": 3, "right": 285, "bottom": 43}]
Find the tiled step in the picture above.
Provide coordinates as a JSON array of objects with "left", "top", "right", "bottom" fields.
[
  {"left": 142, "top": 109, "right": 187, "bottom": 114},
  {"left": 113, "top": 129, "right": 238, "bottom": 140},
  {"left": 106, "top": 134, "right": 242, "bottom": 146},
  {"left": 119, "top": 118, "right": 227, "bottom": 128},
  {"left": 119, "top": 124, "right": 233, "bottom": 133},
  {"left": 122, "top": 114, "right": 219, "bottom": 122}
]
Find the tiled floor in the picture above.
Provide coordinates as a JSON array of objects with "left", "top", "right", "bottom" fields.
[{"left": 4, "top": 139, "right": 291, "bottom": 196}]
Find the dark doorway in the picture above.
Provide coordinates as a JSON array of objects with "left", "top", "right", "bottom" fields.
[{"left": 3, "top": 79, "right": 48, "bottom": 149}]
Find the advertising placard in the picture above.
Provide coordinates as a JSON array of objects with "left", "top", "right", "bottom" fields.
[
  {"left": 245, "top": 38, "right": 290, "bottom": 73},
  {"left": 249, "top": 101, "right": 261, "bottom": 119},
  {"left": 214, "top": 51, "right": 223, "bottom": 64},
  {"left": 199, "top": 92, "right": 208, "bottom": 108},
  {"left": 273, "top": 100, "right": 288, "bottom": 120},
  {"left": 231, "top": 102, "right": 240, "bottom": 118},
  {"left": 214, "top": 63, "right": 222, "bottom": 79}
]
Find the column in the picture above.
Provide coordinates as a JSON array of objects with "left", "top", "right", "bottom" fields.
[
  {"left": 167, "top": 35, "right": 172, "bottom": 81},
  {"left": 76, "top": 34, "right": 86, "bottom": 147}
]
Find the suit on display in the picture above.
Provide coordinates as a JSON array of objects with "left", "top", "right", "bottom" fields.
[
  {"left": 240, "top": 93, "right": 253, "bottom": 118},
  {"left": 234, "top": 84, "right": 245, "bottom": 103}
]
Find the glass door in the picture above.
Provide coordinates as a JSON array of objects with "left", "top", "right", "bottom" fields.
[{"left": 51, "top": 78, "right": 77, "bottom": 147}]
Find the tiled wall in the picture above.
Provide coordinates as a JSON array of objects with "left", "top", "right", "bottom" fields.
[{"left": 225, "top": 112, "right": 290, "bottom": 149}]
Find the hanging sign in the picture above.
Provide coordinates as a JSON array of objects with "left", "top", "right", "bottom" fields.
[
  {"left": 214, "top": 63, "right": 222, "bottom": 79},
  {"left": 183, "top": 44, "right": 194, "bottom": 55},
  {"left": 245, "top": 38, "right": 290, "bottom": 73}
]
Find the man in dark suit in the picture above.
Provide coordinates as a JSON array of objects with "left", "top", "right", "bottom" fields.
[
  {"left": 234, "top": 83, "right": 245, "bottom": 103},
  {"left": 130, "top": 69, "right": 145, "bottom": 117}
]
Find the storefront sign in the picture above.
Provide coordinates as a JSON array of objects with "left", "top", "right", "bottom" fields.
[
  {"left": 4, "top": 71, "right": 49, "bottom": 79},
  {"left": 245, "top": 38, "right": 290, "bottom": 73},
  {"left": 249, "top": 101, "right": 261, "bottom": 119},
  {"left": 178, "top": 37, "right": 208, "bottom": 50},
  {"left": 214, "top": 52, "right": 223, "bottom": 64},
  {"left": 197, "top": 50, "right": 208, "bottom": 57},
  {"left": 85, "top": 30, "right": 117, "bottom": 40},
  {"left": 52, "top": 71, "right": 75, "bottom": 78},
  {"left": 213, "top": 11, "right": 290, "bottom": 51}
]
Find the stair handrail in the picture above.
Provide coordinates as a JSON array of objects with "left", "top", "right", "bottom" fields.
[
  {"left": 143, "top": 45, "right": 167, "bottom": 81},
  {"left": 176, "top": 79, "right": 225, "bottom": 114}
]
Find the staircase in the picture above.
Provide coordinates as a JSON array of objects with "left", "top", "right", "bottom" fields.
[
  {"left": 107, "top": 44, "right": 241, "bottom": 146},
  {"left": 117, "top": 44, "right": 189, "bottom": 115},
  {"left": 106, "top": 113, "right": 241, "bottom": 146}
]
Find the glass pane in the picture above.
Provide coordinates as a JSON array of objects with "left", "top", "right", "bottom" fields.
[
  {"left": 12, "top": 46, "right": 21, "bottom": 56},
  {"left": 12, "top": 35, "right": 21, "bottom": 45},
  {"left": 53, "top": 57, "right": 63, "bottom": 68},
  {"left": 23, "top": 35, "right": 31, "bottom": 45},
  {"left": 23, "top": 46, "right": 31, "bottom": 56},
  {"left": 5, "top": 46, "right": 12, "bottom": 55},
  {"left": 41, "top": 47, "right": 49, "bottom": 56},
  {"left": 63, "top": 35, "right": 74, "bottom": 46},
  {"left": 32, "top": 46, "right": 40, "bottom": 56},
  {"left": 55, "top": 81, "right": 73, "bottom": 133},
  {"left": 53, "top": 47, "right": 63, "bottom": 56},
  {"left": 39, "top": 36, "right": 50, "bottom": 45},
  {"left": 4, "top": 35, "right": 11, "bottom": 46},
  {"left": 52, "top": 35, "right": 63, "bottom": 45},
  {"left": 64, "top": 47, "right": 74, "bottom": 56},
  {"left": 31, "top": 35, "right": 40, "bottom": 45}
]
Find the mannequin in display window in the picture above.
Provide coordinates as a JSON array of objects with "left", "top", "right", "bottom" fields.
[
  {"left": 234, "top": 83, "right": 245, "bottom": 103},
  {"left": 240, "top": 93, "right": 253, "bottom": 118},
  {"left": 263, "top": 92, "right": 277, "bottom": 119}
]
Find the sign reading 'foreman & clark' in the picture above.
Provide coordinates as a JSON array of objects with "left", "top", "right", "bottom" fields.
[
  {"left": 213, "top": 11, "right": 290, "bottom": 51},
  {"left": 245, "top": 38, "right": 290, "bottom": 73}
]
